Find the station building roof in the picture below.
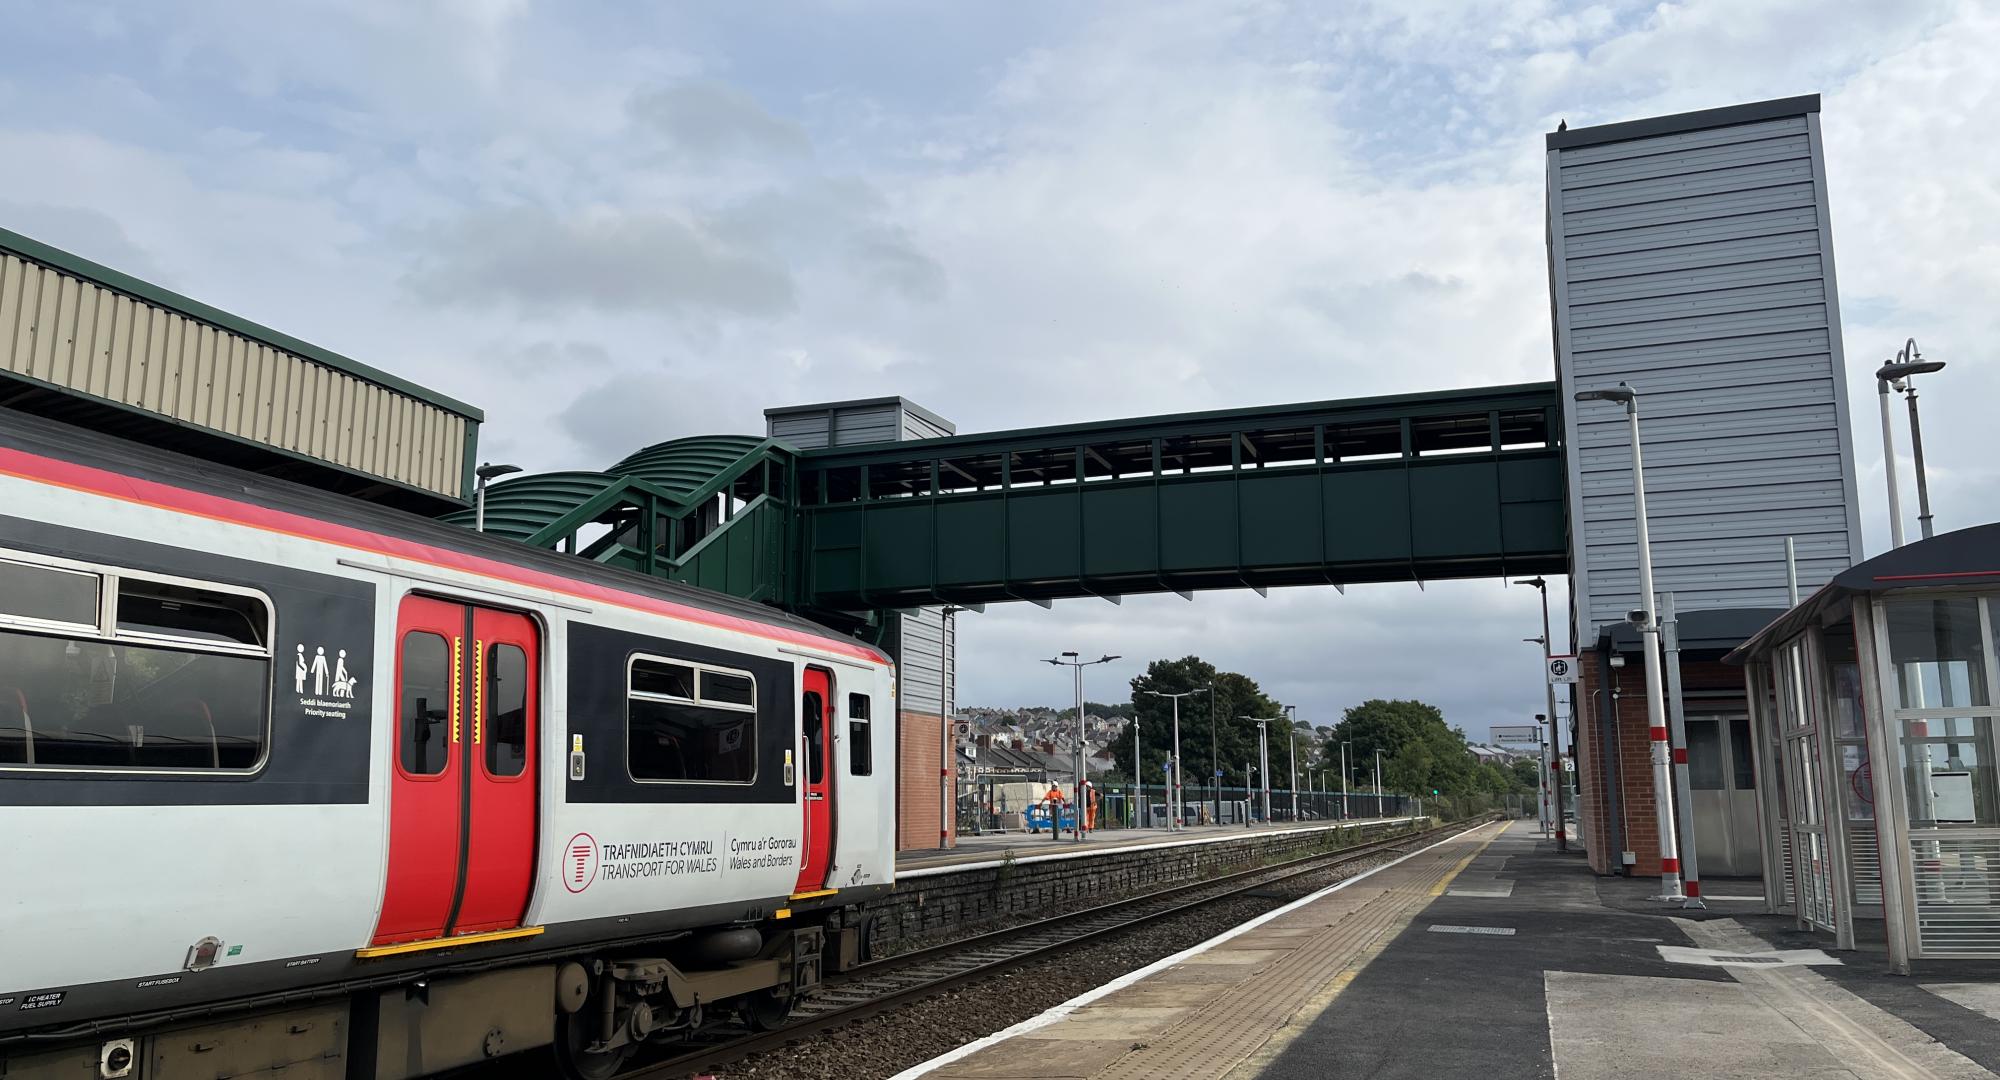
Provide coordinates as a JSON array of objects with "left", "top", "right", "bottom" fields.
[
  {"left": 0, "top": 225, "right": 481, "bottom": 512},
  {"left": 1727, "top": 522, "right": 2000, "bottom": 663}
]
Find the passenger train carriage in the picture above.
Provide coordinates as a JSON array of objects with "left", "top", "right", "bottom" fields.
[{"left": 0, "top": 412, "right": 897, "bottom": 1080}]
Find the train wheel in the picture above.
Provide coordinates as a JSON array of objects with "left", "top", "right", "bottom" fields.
[
  {"left": 554, "top": 1011, "right": 633, "bottom": 1080},
  {"left": 739, "top": 990, "right": 795, "bottom": 1032}
]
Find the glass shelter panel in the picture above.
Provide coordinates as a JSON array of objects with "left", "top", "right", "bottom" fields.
[{"left": 1885, "top": 597, "right": 1989, "bottom": 710}]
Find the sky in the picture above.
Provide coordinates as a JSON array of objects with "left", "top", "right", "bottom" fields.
[{"left": 1, "top": 0, "right": 1993, "bottom": 739}]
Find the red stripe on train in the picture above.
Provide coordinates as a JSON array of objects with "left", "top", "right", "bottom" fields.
[{"left": 0, "top": 446, "right": 885, "bottom": 664}]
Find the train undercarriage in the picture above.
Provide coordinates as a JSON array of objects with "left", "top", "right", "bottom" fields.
[{"left": 1, "top": 919, "right": 861, "bottom": 1080}]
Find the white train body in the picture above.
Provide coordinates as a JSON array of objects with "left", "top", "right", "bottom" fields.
[{"left": 0, "top": 415, "right": 897, "bottom": 1079}]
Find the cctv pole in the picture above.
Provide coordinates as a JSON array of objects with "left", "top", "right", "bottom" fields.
[
  {"left": 1336, "top": 744, "right": 1352, "bottom": 820},
  {"left": 1253, "top": 720, "right": 1272, "bottom": 823},
  {"left": 1244, "top": 761, "right": 1254, "bottom": 828},
  {"left": 1662, "top": 592, "right": 1703, "bottom": 907},
  {"left": 1374, "top": 749, "right": 1383, "bottom": 816}
]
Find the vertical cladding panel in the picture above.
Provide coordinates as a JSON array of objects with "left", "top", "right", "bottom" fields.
[
  {"left": 1549, "top": 98, "right": 1861, "bottom": 646},
  {"left": 769, "top": 414, "right": 833, "bottom": 449},
  {"left": 0, "top": 246, "right": 474, "bottom": 500},
  {"left": 900, "top": 607, "right": 947, "bottom": 715}
]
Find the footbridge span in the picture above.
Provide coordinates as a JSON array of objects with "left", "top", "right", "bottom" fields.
[{"left": 453, "top": 380, "right": 1568, "bottom": 623}]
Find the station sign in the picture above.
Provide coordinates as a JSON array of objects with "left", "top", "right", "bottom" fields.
[
  {"left": 1491, "top": 725, "right": 1541, "bottom": 746},
  {"left": 1546, "top": 655, "right": 1579, "bottom": 684}
]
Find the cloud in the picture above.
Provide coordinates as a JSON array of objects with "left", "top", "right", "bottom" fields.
[
  {"left": 5, "top": 0, "right": 1996, "bottom": 741},
  {"left": 631, "top": 81, "right": 813, "bottom": 160},
  {"left": 555, "top": 369, "right": 768, "bottom": 464},
  {"left": 405, "top": 205, "right": 798, "bottom": 317}
]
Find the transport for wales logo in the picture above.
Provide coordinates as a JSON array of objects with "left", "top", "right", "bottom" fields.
[{"left": 563, "top": 832, "right": 598, "bottom": 893}]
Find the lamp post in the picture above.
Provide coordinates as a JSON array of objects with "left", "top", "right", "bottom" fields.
[
  {"left": 1138, "top": 689, "right": 1200, "bottom": 830},
  {"left": 1284, "top": 705, "right": 1300, "bottom": 822},
  {"left": 1202, "top": 686, "right": 1218, "bottom": 826},
  {"left": 1242, "top": 716, "right": 1278, "bottom": 823},
  {"left": 1878, "top": 343, "right": 1947, "bottom": 543},
  {"left": 1516, "top": 576, "right": 1568, "bottom": 852},
  {"left": 1374, "top": 748, "right": 1383, "bottom": 812},
  {"left": 939, "top": 605, "right": 970, "bottom": 849},
  {"left": 1130, "top": 707, "right": 1143, "bottom": 828},
  {"left": 1045, "top": 651, "right": 1120, "bottom": 842},
  {"left": 1574, "top": 382, "right": 1682, "bottom": 901},
  {"left": 473, "top": 462, "right": 523, "bottom": 532}
]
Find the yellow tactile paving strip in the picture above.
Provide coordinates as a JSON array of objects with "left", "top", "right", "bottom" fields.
[{"left": 926, "top": 822, "right": 1505, "bottom": 1080}]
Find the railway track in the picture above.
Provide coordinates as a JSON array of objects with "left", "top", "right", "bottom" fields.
[{"left": 628, "top": 816, "right": 1482, "bottom": 1079}]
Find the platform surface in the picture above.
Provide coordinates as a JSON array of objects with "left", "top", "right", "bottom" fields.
[
  {"left": 896, "top": 820, "right": 2000, "bottom": 1079},
  {"left": 896, "top": 816, "right": 1407, "bottom": 874}
]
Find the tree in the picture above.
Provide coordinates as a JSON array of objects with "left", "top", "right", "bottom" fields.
[
  {"left": 1100, "top": 656, "right": 1292, "bottom": 792},
  {"left": 1319, "top": 699, "right": 1476, "bottom": 796}
]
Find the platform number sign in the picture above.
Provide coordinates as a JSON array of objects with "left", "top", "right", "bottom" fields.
[{"left": 1546, "top": 655, "right": 1579, "bottom": 684}]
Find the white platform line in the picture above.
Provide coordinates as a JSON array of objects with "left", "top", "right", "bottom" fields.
[{"left": 885, "top": 820, "right": 1493, "bottom": 1080}]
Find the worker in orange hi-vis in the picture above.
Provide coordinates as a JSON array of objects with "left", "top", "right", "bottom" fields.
[
  {"left": 1084, "top": 781, "right": 1100, "bottom": 830},
  {"left": 1044, "top": 782, "right": 1064, "bottom": 840}
]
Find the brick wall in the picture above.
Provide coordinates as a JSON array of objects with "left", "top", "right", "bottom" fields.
[
  {"left": 897, "top": 708, "right": 955, "bottom": 852},
  {"left": 1574, "top": 648, "right": 1748, "bottom": 877}
]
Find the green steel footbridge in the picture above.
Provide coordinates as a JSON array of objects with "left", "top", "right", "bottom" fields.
[{"left": 446, "top": 381, "right": 1568, "bottom": 639}]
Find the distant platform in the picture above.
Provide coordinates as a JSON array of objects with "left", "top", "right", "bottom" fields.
[
  {"left": 895, "top": 817, "right": 1411, "bottom": 876},
  {"left": 894, "top": 820, "right": 2000, "bottom": 1079}
]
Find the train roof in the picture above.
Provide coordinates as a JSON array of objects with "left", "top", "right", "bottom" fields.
[{"left": 0, "top": 407, "right": 887, "bottom": 665}]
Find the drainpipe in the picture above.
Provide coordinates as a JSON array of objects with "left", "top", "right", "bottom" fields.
[{"left": 1598, "top": 647, "right": 1626, "bottom": 874}]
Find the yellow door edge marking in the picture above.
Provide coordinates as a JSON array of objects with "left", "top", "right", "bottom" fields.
[
  {"left": 1224, "top": 823, "right": 1506, "bottom": 1080},
  {"left": 789, "top": 888, "right": 839, "bottom": 900},
  {"left": 472, "top": 638, "right": 484, "bottom": 745},
  {"left": 356, "top": 924, "right": 544, "bottom": 959}
]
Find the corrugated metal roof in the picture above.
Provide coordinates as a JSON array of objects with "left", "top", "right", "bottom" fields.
[
  {"left": 0, "top": 225, "right": 479, "bottom": 507},
  {"left": 0, "top": 226, "right": 480, "bottom": 420}
]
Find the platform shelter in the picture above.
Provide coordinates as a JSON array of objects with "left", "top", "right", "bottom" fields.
[{"left": 1729, "top": 522, "right": 2000, "bottom": 972}]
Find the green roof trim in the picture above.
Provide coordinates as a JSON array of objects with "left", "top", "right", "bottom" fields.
[{"left": 0, "top": 224, "right": 483, "bottom": 422}]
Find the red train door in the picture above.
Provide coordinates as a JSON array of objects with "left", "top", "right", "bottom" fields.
[
  {"left": 373, "top": 596, "right": 540, "bottom": 946},
  {"left": 794, "top": 668, "right": 834, "bottom": 894}
]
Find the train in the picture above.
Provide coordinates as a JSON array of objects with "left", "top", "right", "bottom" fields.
[{"left": 0, "top": 411, "right": 898, "bottom": 1080}]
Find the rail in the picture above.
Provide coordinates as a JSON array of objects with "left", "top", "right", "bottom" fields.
[{"left": 632, "top": 815, "right": 1490, "bottom": 1078}]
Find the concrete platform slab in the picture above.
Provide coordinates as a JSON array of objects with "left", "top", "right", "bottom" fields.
[
  {"left": 1547, "top": 972, "right": 1857, "bottom": 1079},
  {"left": 894, "top": 819, "right": 2000, "bottom": 1080}
]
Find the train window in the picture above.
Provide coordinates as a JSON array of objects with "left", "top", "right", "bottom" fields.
[
  {"left": 848, "top": 693, "right": 872, "bottom": 776},
  {"left": 701, "top": 671, "right": 755, "bottom": 708},
  {"left": 117, "top": 581, "right": 265, "bottom": 649},
  {"left": 631, "top": 659, "right": 694, "bottom": 699},
  {"left": 485, "top": 643, "right": 528, "bottom": 778},
  {"left": 0, "top": 558, "right": 98, "bottom": 630},
  {"left": 399, "top": 632, "right": 453, "bottom": 776},
  {"left": 628, "top": 656, "right": 756, "bottom": 784},
  {"left": 0, "top": 557, "right": 272, "bottom": 773},
  {"left": 0, "top": 632, "right": 268, "bottom": 770},
  {"left": 803, "top": 691, "right": 826, "bottom": 785}
]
